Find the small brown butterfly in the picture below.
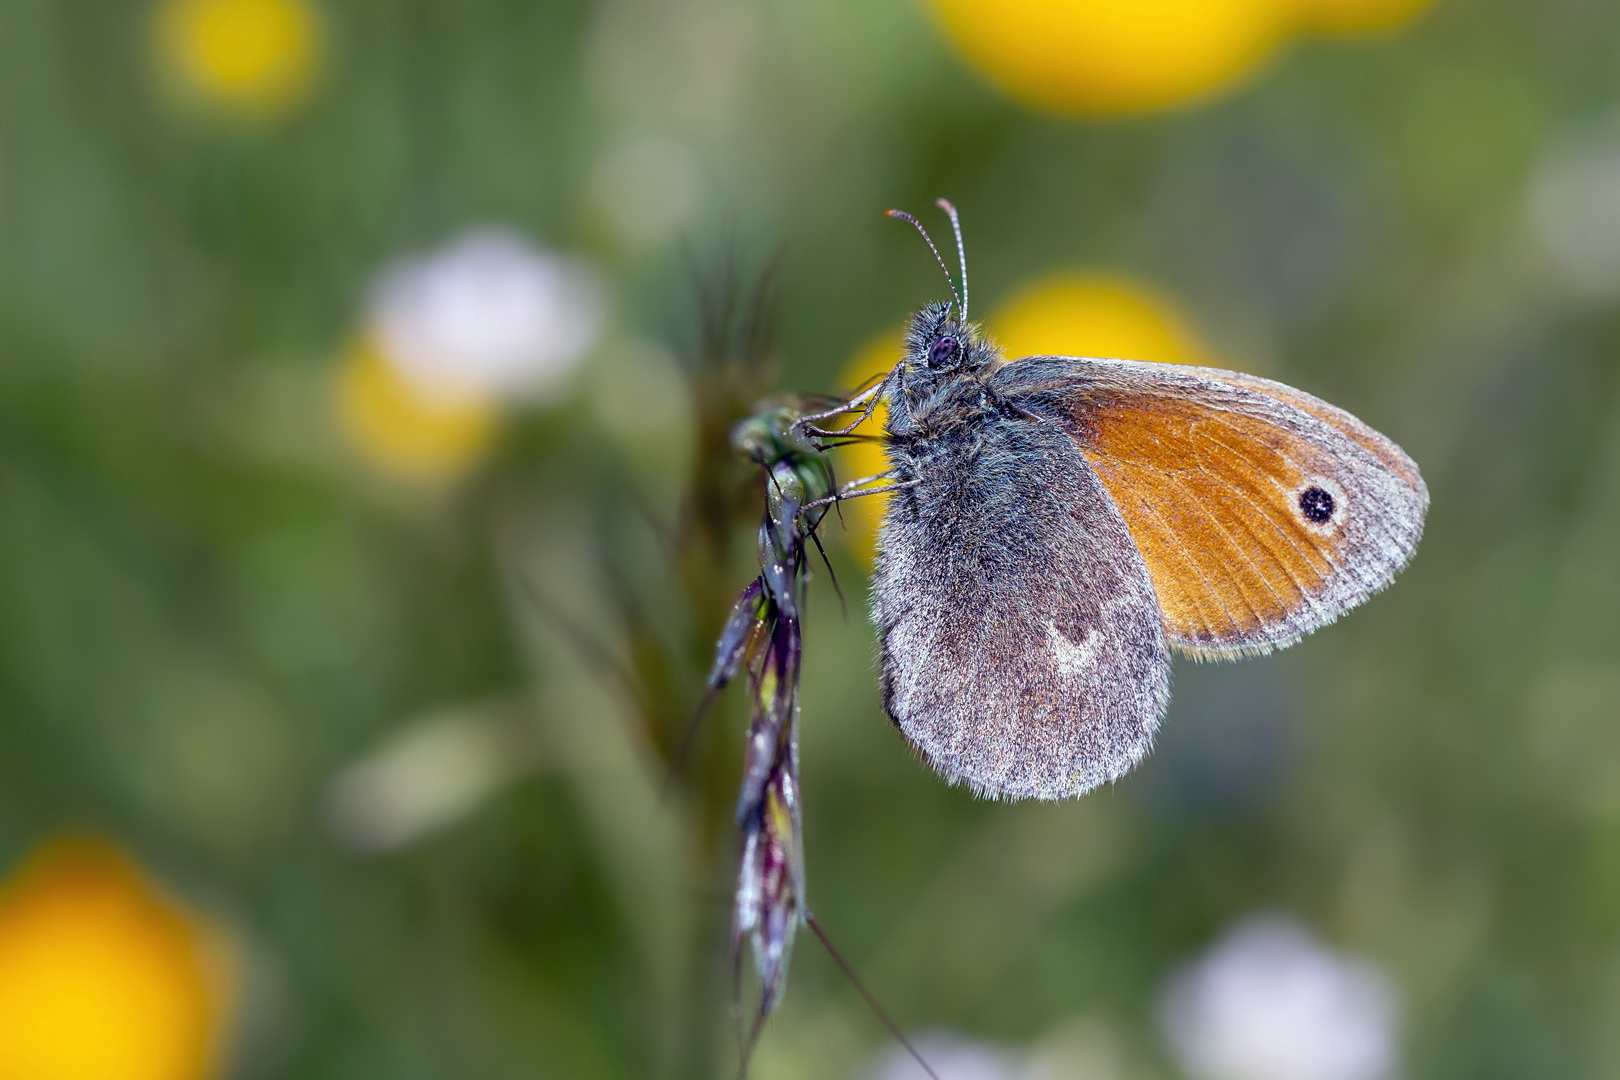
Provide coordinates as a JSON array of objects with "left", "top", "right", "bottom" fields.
[{"left": 827, "top": 201, "right": 1427, "bottom": 800}]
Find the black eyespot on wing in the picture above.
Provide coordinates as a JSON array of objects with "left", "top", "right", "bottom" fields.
[
  {"left": 1298, "top": 485, "right": 1335, "bottom": 524},
  {"left": 927, "top": 334, "right": 958, "bottom": 369}
]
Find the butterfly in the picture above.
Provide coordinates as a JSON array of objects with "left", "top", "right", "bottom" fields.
[{"left": 823, "top": 201, "right": 1428, "bottom": 800}]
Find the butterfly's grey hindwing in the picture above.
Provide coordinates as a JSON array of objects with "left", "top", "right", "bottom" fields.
[{"left": 873, "top": 314, "right": 1171, "bottom": 800}]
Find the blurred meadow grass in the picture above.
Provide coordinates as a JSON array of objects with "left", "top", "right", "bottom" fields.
[{"left": 2, "top": 0, "right": 1620, "bottom": 1078}]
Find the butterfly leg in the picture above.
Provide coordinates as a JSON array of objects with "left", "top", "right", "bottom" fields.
[
  {"left": 798, "top": 368, "right": 895, "bottom": 438},
  {"left": 799, "top": 473, "right": 917, "bottom": 514}
]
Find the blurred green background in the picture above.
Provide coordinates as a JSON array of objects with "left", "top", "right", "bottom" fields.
[{"left": 3, "top": 0, "right": 1620, "bottom": 1078}]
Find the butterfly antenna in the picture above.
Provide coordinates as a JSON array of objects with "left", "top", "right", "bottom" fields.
[
  {"left": 884, "top": 208, "right": 962, "bottom": 314},
  {"left": 934, "top": 199, "right": 968, "bottom": 321}
]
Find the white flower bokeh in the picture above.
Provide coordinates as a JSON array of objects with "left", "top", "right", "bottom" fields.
[
  {"left": 1159, "top": 914, "right": 1399, "bottom": 1080},
  {"left": 369, "top": 228, "right": 606, "bottom": 402}
]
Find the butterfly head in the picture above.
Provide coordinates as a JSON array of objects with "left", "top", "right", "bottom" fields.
[
  {"left": 886, "top": 200, "right": 998, "bottom": 379},
  {"left": 902, "top": 300, "right": 997, "bottom": 377}
]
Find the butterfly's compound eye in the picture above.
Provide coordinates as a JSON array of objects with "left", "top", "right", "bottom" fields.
[{"left": 927, "top": 334, "right": 959, "bottom": 369}]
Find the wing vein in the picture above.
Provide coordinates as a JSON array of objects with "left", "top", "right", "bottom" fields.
[
  {"left": 1192, "top": 420, "right": 1330, "bottom": 591},
  {"left": 1172, "top": 463, "right": 1290, "bottom": 629},
  {"left": 1122, "top": 466, "right": 1249, "bottom": 639}
]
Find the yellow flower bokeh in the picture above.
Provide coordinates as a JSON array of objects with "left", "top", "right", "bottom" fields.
[
  {"left": 834, "top": 273, "right": 1221, "bottom": 563},
  {"left": 334, "top": 335, "right": 498, "bottom": 483},
  {"left": 0, "top": 836, "right": 234, "bottom": 1080},
  {"left": 831, "top": 332, "right": 906, "bottom": 567},
  {"left": 991, "top": 273, "right": 1218, "bottom": 367},
  {"left": 925, "top": 0, "right": 1295, "bottom": 116},
  {"left": 154, "top": 0, "right": 322, "bottom": 117},
  {"left": 926, "top": 0, "right": 1439, "bottom": 116}
]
